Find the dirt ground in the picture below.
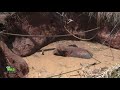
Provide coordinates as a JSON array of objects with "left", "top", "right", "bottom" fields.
[{"left": 23, "top": 40, "right": 120, "bottom": 78}]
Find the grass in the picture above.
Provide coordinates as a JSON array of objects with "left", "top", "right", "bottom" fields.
[
  {"left": 87, "top": 64, "right": 120, "bottom": 78},
  {"left": 87, "top": 12, "right": 120, "bottom": 26}
]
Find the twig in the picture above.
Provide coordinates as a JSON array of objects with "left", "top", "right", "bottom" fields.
[
  {"left": 97, "top": 22, "right": 120, "bottom": 62},
  {"left": 47, "top": 60, "right": 101, "bottom": 78},
  {"left": 64, "top": 26, "right": 98, "bottom": 41},
  {"left": 82, "top": 27, "right": 100, "bottom": 33},
  {"left": 46, "top": 67, "right": 82, "bottom": 78},
  {"left": 104, "top": 55, "right": 114, "bottom": 57},
  {"left": 92, "top": 57, "right": 101, "bottom": 64},
  {"left": 70, "top": 71, "right": 81, "bottom": 77},
  {"left": 70, "top": 62, "right": 100, "bottom": 77},
  {"left": 108, "top": 27, "right": 120, "bottom": 61},
  {"left": 102, "top": 21, "right": 120, "bottom": 46}
]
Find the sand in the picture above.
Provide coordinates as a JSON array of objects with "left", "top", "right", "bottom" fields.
[{"left": 23, "top": 40, "right": 120, "bottom": 78}]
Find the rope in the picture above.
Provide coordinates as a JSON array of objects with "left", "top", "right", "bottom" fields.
[
  {"left": 0, "top": 27, "right": 100, "bottom": 41},
  {"left": 0, "top": 32, "right": 85, "bottom": 38}
]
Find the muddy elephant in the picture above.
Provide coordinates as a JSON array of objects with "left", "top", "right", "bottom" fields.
[{"left": 53, "top": 44, "right": 93, "bottom": 59}]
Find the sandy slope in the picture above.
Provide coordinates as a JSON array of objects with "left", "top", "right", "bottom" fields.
[{"left": 23, "top": 40, "right": 120, "bottom": 78}]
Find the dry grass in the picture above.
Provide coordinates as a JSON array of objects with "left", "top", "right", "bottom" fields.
[
  {"left": 86, "top": 64, "right": 120, "bottom": 78},
  {"left": 5, "top": 12, "right": 120, "bottom": 27},
  {"left": 87, "top": 12, "right": 120, "bottom": 26}
]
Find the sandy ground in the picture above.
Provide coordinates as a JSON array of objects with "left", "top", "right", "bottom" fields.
[{"left": 23, "top": 40, "right": 120, "bottom": 78}]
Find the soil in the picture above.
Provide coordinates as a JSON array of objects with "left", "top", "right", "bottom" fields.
[{"left": 23, "top": 40, "right": 120, "bottom": 78}]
